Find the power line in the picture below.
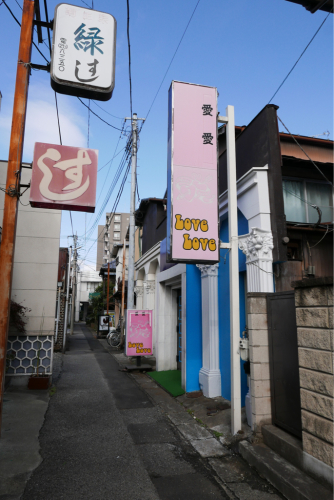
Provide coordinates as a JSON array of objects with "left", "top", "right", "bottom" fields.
[
  {"left": 77, "top": 97, "right": 124, "bottom": 131},
  {"left": 84, "top": 123, "right": 126, "bottom": 236},
  {"left": 268, "top": 9, "right": 333, "bottom": 104},
  {"left": 91, "top": 100, "right": 124, "bottom": 120},
  {"left": 83, "top": 137, "right": 132, "bottom": 239},
  {"left": 144, "top": 0, "right": 201, "bottom": 123},
  {"left": 126, "top": 0, "right": 133, "bottom": 118},
  {"left": 278, "top": 116, "right": 333, "bottom": 186},
  {"left": 3, "top": 0, "right": 49, "bottom": 63},
  {"left": 98, "top": 147, "right": 126, "bottom": 172},
  {"left": 78, "top": 156, "right": 132, "bottom": 266}
]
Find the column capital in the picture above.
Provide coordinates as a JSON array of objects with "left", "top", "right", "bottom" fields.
[
  {"left": 134, "top": 285, "right": 144, "bottom": 297},
  {"left": 238, "top": 227, "right": 273, "bottom": 263},
  {"left": 145, "top": 280, "right": 156, "bottom": 294},
  {"left": 196, "top": 263, "right": 219, "bottom": 277}
]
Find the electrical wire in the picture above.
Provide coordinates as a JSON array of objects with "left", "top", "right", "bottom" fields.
[
  {"left": 278, "top": 116, "right": 333, "bottom": 186},
  {"left": 97, "top": 147, "right": 126, "bottom": 172},
  {"left": 144, "top": 0, "right": 201, "bottom": 123},
  {"left": 91, "top": 100, "right": 124, "bottom": 120},
  {"left": 3, "top": 0, "right": 50, "bottom": 63},
  {"left": 309, "top": 224, "right": 330, "bottom": 248},
  {"left": 268, "top": 9, "right": 333, "bottom": 104},
  {"left": 84, "top": 122, "right": 126, "bottom": 235},
  {"left": 283, "top": 186, "right": 333, "bottom": 210},
  {"left": 83, "top": 136, "right": 132, "bottom": 239},
  {"left": 78, "top": 156, "right": 132, "bottom": 265},
  {"left": 77, "top": 97, "right": 124, "bottom": 131}
]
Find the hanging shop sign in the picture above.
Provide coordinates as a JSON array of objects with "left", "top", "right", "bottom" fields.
[
  {"left": 167, "top": 81, "right": 219, "bottom": 263},
  {"left": 51, "top": 4, "right": 116, "bottom": 101},
  {"left": 29, "top": 142, "right": 98, "bottom": 212},
  {"left": 126, "top": 310, "right": 153, "bottom": 357}
]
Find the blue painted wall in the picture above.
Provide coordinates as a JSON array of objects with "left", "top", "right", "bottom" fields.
[
  {"left": 185, "top": 264, "right": 202, "bottom": 392},
  {"left": 219, "top": 210, "right": 248, "bottom": 406},
  {"left": 184, "top": 209, "right": 248, "bottom": 402}
]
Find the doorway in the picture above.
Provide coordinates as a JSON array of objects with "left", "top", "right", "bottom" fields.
[{"left": 267, "top": 291, "right": 302, "bottom": 438}]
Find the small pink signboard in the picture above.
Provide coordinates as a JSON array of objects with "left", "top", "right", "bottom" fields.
[{"left": 126, "top": 310, "right": 153, "bottom": 356}]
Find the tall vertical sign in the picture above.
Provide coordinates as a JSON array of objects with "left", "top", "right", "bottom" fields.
[{"left": 167, "top": 81, "right": 219, "bottom": 263}]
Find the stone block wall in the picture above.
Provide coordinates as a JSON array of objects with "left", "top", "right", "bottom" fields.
[
  {"left": 247, "top": 292, "right": 272, "bottom": 434},
  {"left": 54, "top": 294, "right": 65, "bottom": 351},
  {"left": 292, "top": 277, "right": 333, "bottom": 468}
]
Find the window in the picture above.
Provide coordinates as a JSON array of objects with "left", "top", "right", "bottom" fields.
[
  {"left": 114, "top": 215, "right": 120, "bottom": 222},
  {"left": 114, "top": 224, "right": 120, "bottom": 230},
  {"left": 283, "top": 179, "right": 333, "bottom": 224},
  {"left": 114, "top": 232, "right": 120, "bottom": 240}
]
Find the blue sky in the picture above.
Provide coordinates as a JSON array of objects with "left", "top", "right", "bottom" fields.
[{"left": 0, "top": 0, "right": 332, "bottom": 270}]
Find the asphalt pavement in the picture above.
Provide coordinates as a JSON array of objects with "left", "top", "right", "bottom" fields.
[
  {"left": 1, "top": 324, "right": 285, "bottom": 500},
  {"left": 21, "top": 325, "right": 230, "bottom": 500}
]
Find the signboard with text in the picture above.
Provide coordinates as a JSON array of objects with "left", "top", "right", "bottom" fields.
[
  {"left": 126, "top": 310, "right": 153, "bottom": 357},
  {"left": 167, "top": 81, "right": 219, "bottom": 263},
  {"left": 30, "top": 142, "right": 98, "bottom": 212},
  {"left": 51, "top": 4, "right": 116, "bottom": 101}
]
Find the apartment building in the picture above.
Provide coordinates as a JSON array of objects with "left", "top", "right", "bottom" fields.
[{"left": 96, "top": 212, "right": 130, "bottom": 270}]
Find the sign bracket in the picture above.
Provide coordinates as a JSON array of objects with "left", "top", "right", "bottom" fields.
[
  {"left": 30, "top": 63, "right": 50, "bottom": 72},
  {"left": 33, "top": 19, "right": 53, "bottom": 30}
]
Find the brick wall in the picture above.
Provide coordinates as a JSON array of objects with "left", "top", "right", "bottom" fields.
[
  {"left": 292, "top": 277, "right": 333, "bottom": 468},
  {"left": 248, "top": 293, "right": 272, "bottom": 434}
]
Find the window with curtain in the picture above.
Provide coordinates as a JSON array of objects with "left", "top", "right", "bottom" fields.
[{"left": 282, "top": 179, "right": 333, "bottom": 224}]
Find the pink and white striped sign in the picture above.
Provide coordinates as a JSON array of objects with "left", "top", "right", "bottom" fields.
[
  {"left": 126, "top": 310, "right": 153, "bottom": 356},
  {"left": 167, "top": 81, "right": 219, "bottom": 263}
]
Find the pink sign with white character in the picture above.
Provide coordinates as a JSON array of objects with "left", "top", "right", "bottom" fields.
[
  {"left": 126, "top": 310, "right": 153, "bottom": 356},
  {"left": 30, "top": 142, "right": 98, "bottom": 212}
]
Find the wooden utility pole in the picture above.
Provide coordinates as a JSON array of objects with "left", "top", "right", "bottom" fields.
[{"left": 0, "top": 0, "right": 35, "bottom": 435}]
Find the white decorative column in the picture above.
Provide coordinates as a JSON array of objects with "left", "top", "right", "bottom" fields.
[
  {"left": 238, "top": 228, "right": 274, "bottom": 293},
  {"left": 134, "top": 281, "right": 144, "bottom": 310},
  {"left": 196, "top": 264, "right": 221, "bottom": 398},
  {"left": 145, "top": 280, "right": 156, "bottom": 311}
]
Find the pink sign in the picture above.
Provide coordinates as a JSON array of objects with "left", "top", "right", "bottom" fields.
[
  {"left": 126, "top": 310, "right": 153, "bottom": 357},
  {"left": 167, "top": 81, "right": 219, "bottom": 263},
  {"left": 30, "top": 142, "right": 98, "bottom": 212}
]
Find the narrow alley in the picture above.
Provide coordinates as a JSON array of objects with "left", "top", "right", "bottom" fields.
[{"left": 4, "top": 324, "right": 285, "bottom": 500}]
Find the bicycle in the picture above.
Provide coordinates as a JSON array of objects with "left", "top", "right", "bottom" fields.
[{"left": 107, "top": 327, "right": 121, "bottom": 348}]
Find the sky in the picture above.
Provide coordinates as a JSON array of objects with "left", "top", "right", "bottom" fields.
[{"left": 0, "top": 0, "right": 333, "bottom": 271}]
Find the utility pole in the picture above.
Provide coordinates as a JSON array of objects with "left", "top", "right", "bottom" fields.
[
  {"left": 0, "top": 0, "right": 34, "bottom": 434},
  {"left": 125, "top": 113, "right": 145, "bottom": 312},
  {"left": 70, "top": 235, "right": 78, "bottom": 335},
  {"left": 63, "top": 246, "right": 72, "bottom": 352},
  {"left": 120, "top": 238, "right": 126, "bottom": 343}
]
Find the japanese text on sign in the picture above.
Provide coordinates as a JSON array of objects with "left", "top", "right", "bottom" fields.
[{"left": 167, "top": 81, "right": 219, "bottom": 263}]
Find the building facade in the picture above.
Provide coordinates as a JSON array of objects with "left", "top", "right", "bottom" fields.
[
  {"left": 96, "top": 212, "right": 130, "bottom": 270},
  {"left": 0, "top": 161, "right": 61, "bottom": 383}
]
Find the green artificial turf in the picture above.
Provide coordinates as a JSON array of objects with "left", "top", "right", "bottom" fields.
[{"left": 148, "top": 370, "right": 185, "bottom": 397}]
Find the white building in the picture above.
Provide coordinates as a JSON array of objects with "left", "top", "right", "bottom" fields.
[
  {"left": 0, "top": 161, "right": 61, "bottom": 383},
  {"left": 75, "top": 269, "right": 101, "bottom": 321}
]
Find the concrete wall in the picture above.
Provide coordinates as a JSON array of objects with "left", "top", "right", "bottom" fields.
[
  {"left": 293, "top": 278, "right": 333, "bottom": 469},
  {"left": 0, "top": 163, "right": 61, "bottom": 337},
  {"left": 248, "top": 293, "right": 272, "bottom": 434}
]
